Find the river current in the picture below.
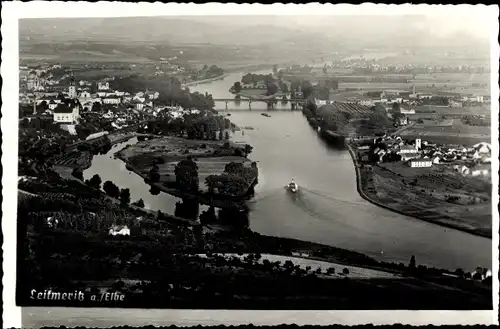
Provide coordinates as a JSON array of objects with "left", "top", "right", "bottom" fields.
[{"left": 83, "top": 70, "right": 492, "bottom": 271}]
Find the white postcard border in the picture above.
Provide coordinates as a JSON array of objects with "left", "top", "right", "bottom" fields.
[{"left": 2, "top": 2, "right": 499, "bottom": 328}]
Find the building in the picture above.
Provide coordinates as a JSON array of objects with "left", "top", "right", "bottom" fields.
[
  {"left": 133, "top": 95, "right": 146, "bottom": 103},
  {"left": 79, "top": 91, "right": 92, "bottom": 99},
  {"left": 68, "top": 74, "right": 77, "bottom": 99},
  {"left": 408, "top": 159, "right": 432, "bottom": 168},
  {"left": 453, "top": 164, "right": 470, "bottom": 176},
  {"left": 145, "top": 91, "right": 159, "bottom": 100},
  {"left": 98, "top": 82, "right": 110, "bottom": 91},
  {"left": 48, "top": 100, "right": 58, "bottom": 110},
  {"left": 294, "top": 91, "right": 304, "bottom": 99},
  {"left": 415, "top": 138, "right": 422, "bottom": 150},
  {"left": 400, "top": 108, "right": 416, "bottom": 115},
  {"left": 470, "top": 165, "right": 491, "bottom": 177},
  {"left": 388, "top": 97, "right": 403, "bottom": 103},
  {"left": 109, "top": 225, "right": 130, "bottom": 236},
  {"left": 53, "top": 99, "right": 80, "bottom": 124},
  {"left": 359, "top": 99, "right": 374, "bottom": 106},
  {"left": 401, "top": 152, "right": 421, "bottom": 161},
  {"left": 396, "top": 115, "right": 408, "bottom": 126},
  {"left": 473, "top": 142, "right": 491, "bottom": 155},
  {"left": 103, "top": 97, "right": 121, "bottom": 105},
  {"left": 449, "top": 100, "right": 463, "bottom": 108},
  {"left": 398, "top": 145, "right": 418, "bottom": 154}
]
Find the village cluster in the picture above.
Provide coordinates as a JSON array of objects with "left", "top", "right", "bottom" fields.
[
  {"left": 360, "top": 134, "right": 492, "bottom": 178},
  {"left": 19, "top": 64, "right": 199, "bottom": 135}
]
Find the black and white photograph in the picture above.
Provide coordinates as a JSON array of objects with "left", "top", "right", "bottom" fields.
[{"left": 2, "top": 2, "right": 499, "bottom": 328}]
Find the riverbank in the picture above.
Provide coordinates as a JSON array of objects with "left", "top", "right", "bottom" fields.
[
  {"left": 345, "top": 138, "right": 492, "bottom": 239},
  {"left": 181, "top": 74, "right": 228, "bottom": 88}
]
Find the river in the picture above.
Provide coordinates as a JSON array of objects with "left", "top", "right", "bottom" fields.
[{"left": 84, "top": 70, "right": 491, "bottom": 271}]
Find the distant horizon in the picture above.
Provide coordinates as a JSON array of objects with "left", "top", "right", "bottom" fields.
[{"left": 19, "top": 13, "right": 491, "bottom": 42}]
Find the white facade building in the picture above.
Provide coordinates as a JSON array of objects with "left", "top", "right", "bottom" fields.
[
  {"left": 400, "top": 108, "right": 416, "bottom": 115},
  {"left": 53, "top": 103, "right": 80, "bottom": 124},
  {"left": 398, "top": 145, "right": 418, "bottom": 154},
  {"left": 109, "top": 225, "right": 130, "bottom": 236},
  {"left": 409, "top": 159, "right": 432, "bottom": 168},
  {"left": 98, "top": 82, "right": 110, "bottom": 91},
  {"left": 103, "top": 97, "right": 121, "bottom": 105}
]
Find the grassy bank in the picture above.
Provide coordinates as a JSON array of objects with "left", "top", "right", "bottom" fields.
[
  {"left": 181, "top": 74, "right": 228, "bottom": 87},
  {"left": 345, "top": 139, "right": 492, "bottom": 238}
]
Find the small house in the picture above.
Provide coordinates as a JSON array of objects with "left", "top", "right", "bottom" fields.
[
  {"left": 408, "top": 159, "right": 432, "bottom": 168},
  {"left": 109, "top": 225, "right": 130, "bottom": 236},
  {"left": 470, "top": 165, "right": 491, "bottom": 177},
  {"left": 397, "top": 145, "right": 417, "bottom": 154}
]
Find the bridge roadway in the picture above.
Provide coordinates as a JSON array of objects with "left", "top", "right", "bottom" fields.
[{"left": 212, "top": 98, "right": 307, "bottom": 103}]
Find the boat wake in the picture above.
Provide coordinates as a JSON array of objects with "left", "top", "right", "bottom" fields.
[{"left": 300, "top": 187, "right": 368, "bottom": 207}]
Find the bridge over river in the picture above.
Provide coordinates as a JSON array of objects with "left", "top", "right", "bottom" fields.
[{"left": 212, "top": 98, "right": 307, "bottom": 111}]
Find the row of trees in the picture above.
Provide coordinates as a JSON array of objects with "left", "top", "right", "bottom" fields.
[
  {"left": 109, "top": 74, "right": 215, "bottom": 111},
  {"left": 241, "top": 73, "right": 274, "bottom": 85},
  {"left": 199, "top": 65, "right": 224, "bottom": 79}
]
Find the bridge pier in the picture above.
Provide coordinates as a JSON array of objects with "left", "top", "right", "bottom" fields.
[
  {"left": 225, "top": 101, "right": 228, "bottom": 111},
  {"left": 291, "top": 102, "right": 296, "bottom": 111},
  {"left": 248, "top": 100, "right": 252, "bottom": 111}
]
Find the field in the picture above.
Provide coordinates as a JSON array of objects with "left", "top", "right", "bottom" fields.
[
  {"left": 399, "top": 122, "right": 491, "bottom": 146},
  {"left": 199, "top": 253, "right": 399, "bottom": 279},
  {"left": 147, "top": 156, "right": 251, "bottom": 191},
  {"left": 336, "top": 72, "right": 490, "bottom": 95},
  {"left": 116, "top": 137, "right": 254, "bottom": 193},
  {"left": 360, "top": 160, "right": 492, "bottom": 237},
  {"left": 413, "top": 105, "right": 491, "bottom": 116},
  {"left": 318, "top": 102, "right": 373, "bottom": 118}
]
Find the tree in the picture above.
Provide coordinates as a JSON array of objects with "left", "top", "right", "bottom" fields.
[
  {"left": 131, "top": 198, "right": 145, "bottom": 208},
  {"left": 91, "top": 102, "right": 102, "bottom": 112},
  {"left": 455, "top": 268, "right": 465, "bottom": 278},
  {"left": 149, "top": 164, "right": 160, "bottom": 182},
  {"left": 281, "top": 83, "right": 289, "bottom": 93},
  {"left": 243, "top": 144, "right": 253, "bottom": 158},
  {"left": 71, "top": 168, "right": 83, "bottom": 180},
  {"left": 37, "top": 101, "right": 48, "bottom": 113},
  {"left": 368, "top": 105, "right": 391, "bottom": 130},
  {"left": 302, "top": 81, "right": 314, "bottom": 99},
  {"left": 174, "top": 157, "right": 199, "bottom": 193},
  {"left": 119, "top": 188, "right": 131, "bottom": 206},
  {"left": 224, "top": 131, "right": 230, "bottom": 140},
  {"left": 326, "top": 267, "right": 336, "bottom": 275},
  {"left": 90, "top": 82, "right": 98, "bottom": 94},
  {"left": 305, "top": 100, "right": 317, "bottom": 117},
  {"left": 86, "top": 174, "right": 102, "bottom": 189},
  {"left": 409, "top": 255, "right": 416, "bottom": 269},
  {"left": 342, "top": 268, "right": 350, "bottom": 275},
  {"left": 103, "top": 181, "right": 120, "bottom": 198},
  {"left": 241, "top": 73, "right": 253, "bottom": 85},
  {"left": 266, "top": 82, "right": 279, "bottom": 96},
  {"left": 218, "top": 130, "right": 223, "bottom": 140},
  {"left": 233, "top": 81, "right": 242, "bottom": 93},
  {"left": 392, "top": 102, "right": 401, "bottom": 113}
]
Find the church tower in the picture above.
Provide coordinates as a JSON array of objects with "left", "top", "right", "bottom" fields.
[{"left": 68, "top": 72, "right": 76, "bottom": 99}]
